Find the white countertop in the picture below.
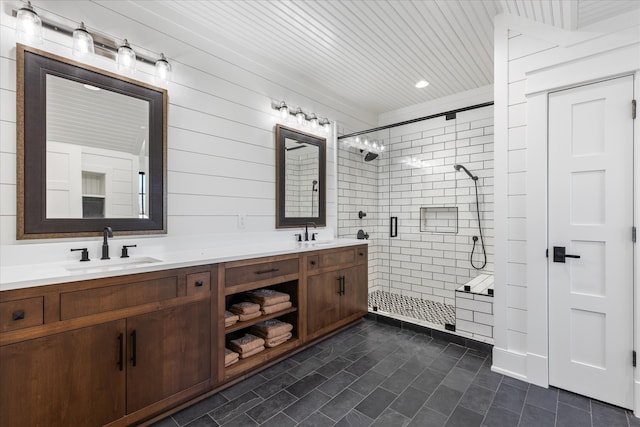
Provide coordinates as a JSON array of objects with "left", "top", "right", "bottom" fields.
[{"left": 0, "top": 238, "right": 366, "bottom": 291}]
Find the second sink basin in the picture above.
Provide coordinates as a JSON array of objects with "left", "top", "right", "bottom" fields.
[{"left": 65, "top": 256, "right": 163, "bottom": 273}]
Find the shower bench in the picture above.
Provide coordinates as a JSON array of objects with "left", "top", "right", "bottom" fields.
[{"left": 455, "top": 274, "right": 494, "bottom": 343}]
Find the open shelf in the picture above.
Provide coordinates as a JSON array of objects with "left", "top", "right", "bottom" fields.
[
  {"left": 225, "top": 307, "right": 298, "bottom": 334},
  {"left": 224, "top": 338, "right": 299, "bottom": 380}
]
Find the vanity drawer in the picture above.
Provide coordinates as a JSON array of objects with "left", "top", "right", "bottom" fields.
[
  {"left": 225, "top": 258, "right": 299, "bottom": 288},
  {"left": 0, "top": 297, "right": 44, "bottom": 333},
  {"left": 187, "top": 272, "right": 211, "bottom": 296},
  {"left": 318, "top": 247, "right": 356, "bottom": 268},
  {"left": 60, "top": 277, "right": 178, "bottom": 320},
  {"left": 310, "top": 245, "right": 367, "bottom": 271}
]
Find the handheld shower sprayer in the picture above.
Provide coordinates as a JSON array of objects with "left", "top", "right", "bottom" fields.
[
  {"left": 454, "top": 164, "right": 478, "bottom": 181},
  {"left": 454, "top": 163, "right": 486, "bottom": 270},
  {"left": 312, "top": 180, "right": 318, "bottom": 192}
]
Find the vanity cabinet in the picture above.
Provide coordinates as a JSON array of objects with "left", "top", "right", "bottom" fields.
[
  {"left": 0, "top": 266, "right": 216, "bottom": 427},
  {"left": 0, "top": 244, "right": 368, "bottom": 426},
  {"left": 305, "top": 245, "right": 368, "bottom": 341},
  {"left": 0, "top": 320, "right": 126, "bottom": 427}
]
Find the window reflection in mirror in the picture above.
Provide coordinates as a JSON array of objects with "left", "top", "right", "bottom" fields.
[{"left": 45, "top": 74, "right": 150, "bottom": 219}]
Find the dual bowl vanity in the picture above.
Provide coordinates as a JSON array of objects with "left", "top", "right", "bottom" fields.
[{"left": 0, "top": 240, "right": 368, "bottom": 426}]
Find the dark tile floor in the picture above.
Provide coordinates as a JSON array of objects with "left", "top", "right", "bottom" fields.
[{"left": 152, "top": 319, "right": 638, "bottom": 427}]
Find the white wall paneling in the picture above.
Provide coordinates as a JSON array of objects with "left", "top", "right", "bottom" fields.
[
  {"left": 0, "top": 0, "right": 373, "bottom": 261},
  {"left": 492, "top": 11, "right": 640, "bottom": 411}
]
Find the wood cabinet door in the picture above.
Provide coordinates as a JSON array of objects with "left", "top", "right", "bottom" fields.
[
  {"left": 126, "top": 300, "right": 211, "bottom": 413},
  {"left": 341, "top": 264, "right": 368, "bottom": 320},
  {"left": 0, "top": 320, "right": 126, "bottom": 427},
  {"left": 307, "top": 271, "right": 342, "bottom": 336}
]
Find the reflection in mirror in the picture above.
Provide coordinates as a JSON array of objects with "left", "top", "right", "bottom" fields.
[
  {"left": 46, "top": 75, "right": 150, "bottom": 219},
  {"left": 18, "top": 44, "right": 167, "bottom": 239},
  {"left": 284, "top": 138, "right": 319, "bottom": 218},
  {"left": 276, "top": 125, "right": 326, "bottom": 228}
]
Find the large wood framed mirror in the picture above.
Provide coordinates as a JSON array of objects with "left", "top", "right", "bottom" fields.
[
  {"left": 17, "top": 44, "right": 167, "bottom": 239},
  {"left": 275, "top": 124, "right": 326, "bottom": 228}
]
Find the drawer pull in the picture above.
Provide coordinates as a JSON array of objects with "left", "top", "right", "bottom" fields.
[
  {"left": 310, "top": 260, "right": 316, "bottom": 266},
  {"left": 359, "top": 252, "right": 365, "bottom": 257},
  {"left": 12, "top": 310, "right": 25, "bottom": 321},
  {"left": 195, "top": 280, "right": 204, "bottom": 287},
  {"left": 255, "top": 268, "right": 279, "bottom": 275}
]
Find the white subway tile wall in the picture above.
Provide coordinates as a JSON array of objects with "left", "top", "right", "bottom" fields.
[{"left": 338, "top": 106, "right": 494, "bottom": 313}]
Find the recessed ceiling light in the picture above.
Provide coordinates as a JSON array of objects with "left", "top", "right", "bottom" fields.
[
  {"left": 415, "top": 80, "right": 429, "bottom": 89},
  {"left": 83, "top": 84, "right": 100, "bottom": 91}
]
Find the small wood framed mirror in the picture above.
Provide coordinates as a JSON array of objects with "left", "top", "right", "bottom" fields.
[{"left": 275, "top": 124, "right": 326, "bottom": 228}]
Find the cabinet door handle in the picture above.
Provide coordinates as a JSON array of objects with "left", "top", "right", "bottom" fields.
[
  {"left": 195, "top": 280, "right": 204, "bottom": 287},
  {"left": 131, "top": 330, "right": 137, "bottom": 367},
  {"left": 256, "top": 268, "right": 279, "bottom": 275},
  {"left": 336, "top": 276, "right": 342, "bottom": 295},
  {"left": 310, "top": 260, "right": 316, "bottom": 266},
  {"left": 342, "top": 276, "right": 346, "bottom": 295},
  {"left": 117, "top": 333, "right": 124, "bottom": 371},
  {"left": 12, "top": 310, "right": 25, "bottom": 321}
]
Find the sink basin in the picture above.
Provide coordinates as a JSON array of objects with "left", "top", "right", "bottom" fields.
[
  {"left": 65, "top": 256, "right": 163, "bottom": 273},
  {"left": 309, "top": 240, "right": 336, "bottom": 247}
]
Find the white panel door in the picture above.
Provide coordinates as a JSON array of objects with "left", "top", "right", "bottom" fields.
[{"left": 548, "top": 76, "right": 634, "bottom": 409}]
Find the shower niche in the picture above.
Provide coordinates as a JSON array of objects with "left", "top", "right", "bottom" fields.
[{"left": 420, "top": 207, "right": 458, "bottom": 234}]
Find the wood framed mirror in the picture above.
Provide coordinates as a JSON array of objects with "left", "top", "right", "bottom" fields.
[
  {"left": 17, "top": 44, "right": 167, "bottom": 239},
  {"left": 275, "top": 124, "right": 326, "bottom": 228}
]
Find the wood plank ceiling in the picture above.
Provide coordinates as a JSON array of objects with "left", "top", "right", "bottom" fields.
[{"left": 129, "top": 0, "right": 638, "bottom": 116}]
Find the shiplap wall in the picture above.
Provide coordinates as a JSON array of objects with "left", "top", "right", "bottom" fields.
[
  {"left": 492, "top": 11, "right": 640, "bottom": 392},
  {"left": 0, "top": 1, "right": 374, "bottom": 261}
]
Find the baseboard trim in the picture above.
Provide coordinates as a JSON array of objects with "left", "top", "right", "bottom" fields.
[
  {"left": 492, "top": 346, "right": 527, "bottom": 380},
  {"left": 365, "top": 311, "right": 493, "bottom": 354}
]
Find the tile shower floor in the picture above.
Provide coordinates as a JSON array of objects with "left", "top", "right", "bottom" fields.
[
  {"left": 368, "top": 290, "right": 456, "bottom": 326},
  {"left": 151, "top": 319, "right": 638, "bottom": 427}
]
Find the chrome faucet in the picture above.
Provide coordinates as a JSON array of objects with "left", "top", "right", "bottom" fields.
[
  {"left": 304, "top": 222, "right": 317, "bottom": 241},
  {"left": 101, "top": 226, "right": 113, "bottom": 260}
]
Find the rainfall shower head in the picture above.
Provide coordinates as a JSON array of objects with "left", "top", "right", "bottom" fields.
[
  {"left": 454, "top": 164, "right": 478, "bottom": 181},
  {"left": 364, "top": 152, "right": 379, "bottom": 162}
]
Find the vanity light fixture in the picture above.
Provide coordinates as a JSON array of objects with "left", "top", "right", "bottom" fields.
[
  {"left": 117, "top": 39, "right": 136, "bottom": 75},
  {"left": 12, "top": 3, "right": 171, "bottom": 79},
  {"left": 271, "top": 101, "right": 332, "bottom": 135},
  {"left": 15, "top": 1, "right": 43, "bottom": 45},
  {"left": 154, "top": 53, "right": 171, "bottom": 82},
  {"left": 342, "top": 136, "right": 385, "bottom": 155},
  {"left": 72, "top": 22, "right": 94, "bottom": 57}
]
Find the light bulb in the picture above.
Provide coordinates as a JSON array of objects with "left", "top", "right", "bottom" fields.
[
  {"left": 322, "top": 119, "right": 331, "bottom": 134},
  {"left": 154, "top": 53, "right": 171, "bottom": 82},
  {"left": 295, "top": 108, "right": 305, "bottom": 125},
  {"left": 16, "top": 1, "right": 43, "bottom": 45},
  {"left": 72, "top": 22, "right": 94, "bottom": 57},
  {"left": 309, "top": 113, "right": 318, "bottom": 129},
  {"left": 279, "top": 101, "right": 289, "bottom": 120},
  {"left": 117, "top": 39, "right": 136, "bottom": 75}
]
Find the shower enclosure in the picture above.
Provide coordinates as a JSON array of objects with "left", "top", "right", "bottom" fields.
[{"left": 337, "top": 104, "right": 495, "bottom": 336}]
